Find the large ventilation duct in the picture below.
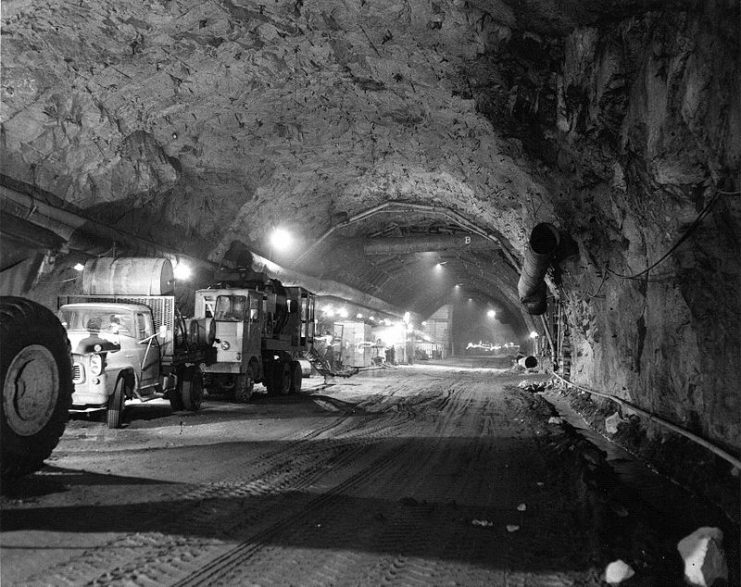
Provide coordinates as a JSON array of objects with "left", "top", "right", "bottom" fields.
[
  {"left": 518, "top": 223, "right": 560, "bottom": 315},
  {"left": 363, "top": 234, "right": 497, "bottom": 256}
]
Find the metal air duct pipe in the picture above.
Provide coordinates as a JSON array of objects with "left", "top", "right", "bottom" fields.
[
  {"left": 518, "top": 355, "right": 538, "bottom": 369},
  {"left": 363, "top": 234, "right": 496, "bottom": 256},
  {"left": 517, "top": 223, "right": 560, "bottom": 315}
]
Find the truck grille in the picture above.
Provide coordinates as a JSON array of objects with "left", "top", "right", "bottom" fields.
[{"left": 72, "top": 363, "right": 84, "bottom": 383}]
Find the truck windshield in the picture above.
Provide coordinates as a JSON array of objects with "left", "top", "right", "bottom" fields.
[
  {"left": 214, "top": 295, "right": 247, "bottom": 321},
  {"left": 58, "top": 309, "right": 135, "bottom": 338}
]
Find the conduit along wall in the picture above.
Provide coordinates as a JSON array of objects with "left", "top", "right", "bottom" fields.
[{"left": 518, "top": 223, "right": 560, "bottom": 315}]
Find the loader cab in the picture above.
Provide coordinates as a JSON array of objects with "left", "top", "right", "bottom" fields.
[{"left": 196, "top": 289, "right": 262, "bottom": 364}]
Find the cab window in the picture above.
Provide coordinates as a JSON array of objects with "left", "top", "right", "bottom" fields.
[
  {"left": 136, "top": 313, "right": 154, "bottom": 340},
  {"left": 214, "top": 295, "right": 247, "bottom": 321}
]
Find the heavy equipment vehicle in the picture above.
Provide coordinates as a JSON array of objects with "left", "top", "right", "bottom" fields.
[{"left": 195, "top": 270, "right": 315, "bottom": 402}]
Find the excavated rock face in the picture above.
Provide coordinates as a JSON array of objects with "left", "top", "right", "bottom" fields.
[{"left": 1, "top": 0, "right": 739, "bottom": 453}]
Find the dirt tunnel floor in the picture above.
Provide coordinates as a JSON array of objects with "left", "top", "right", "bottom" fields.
[{"left": 1, "top": 363, "right": 737, "bottom": 586}]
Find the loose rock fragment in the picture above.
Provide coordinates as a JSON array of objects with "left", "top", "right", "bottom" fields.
[
  {"left": 604, "top": 559, "right": 635, "bottom": 584},
  {"left": 677, "top": 527, "right": 728, "bottom": 586},
  {"left": 605, "top": 412, "right": 622, "bottom": 434}
]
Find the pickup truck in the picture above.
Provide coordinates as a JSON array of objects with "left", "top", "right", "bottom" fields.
[{"left": 58, "top": 295, "right": 214, "bottom": 428}]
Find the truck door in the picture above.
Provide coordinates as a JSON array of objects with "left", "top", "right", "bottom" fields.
[
  {"left": 242, "top": 293, "right": 263, "bottom": 370},
  {"left": 136, "top": 311, "right": 161, "bottom": 388}
]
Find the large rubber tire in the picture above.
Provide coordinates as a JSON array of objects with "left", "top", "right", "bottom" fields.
[
  {"left": 1, "top": 297, "right": 73, "bottom": 481},
  {"left": 289, "top": 360, "right": 303, "bottom": 394},
  {"left": 273, "top": 361, "right": 292, "bottom": 396},
  {"left": 181, "top": 369, "right": 203, "bottom": 412},
  {"left": 235, "top": 369, "right": 254, "bottom": 403},
  {"left": 169, "top": 375, "right": 185, "bottom": 412},
  {"left": 107, "top": 377, "right": 126, "bottom": 429}
]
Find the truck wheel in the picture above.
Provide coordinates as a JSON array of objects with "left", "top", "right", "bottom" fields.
[
  {"left": 107, "top": 377, "right": 126, "bottom": 429},
  {"left": 274, "top": 361, "right": 292, "bottom": 395},
  {"left": 235, "top": 371, "right": 254, "bottom": 403},
  {"left": 289, "top": 360, "right": 303, "bottom": 394},
  {"left": 1, "top": 297, "right": 73, "bottom": 481},
  {"left": 181, "top": 369, "right": 203, "bottom": 411},
  {"left": 169, "top": 389, "right": 185, "bottom": 412}
]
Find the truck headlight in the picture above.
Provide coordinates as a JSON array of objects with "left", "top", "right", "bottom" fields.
[{"left": 90, "top": 354, "right": 104, "bottom": 376}]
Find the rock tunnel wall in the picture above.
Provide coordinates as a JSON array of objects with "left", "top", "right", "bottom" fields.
[{"left": 473, "top": 4, "right": 740, "bottom": 450}]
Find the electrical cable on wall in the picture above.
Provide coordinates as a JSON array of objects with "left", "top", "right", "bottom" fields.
[{"left": 607, "top": 188, "right": 724, "bottom": 280}]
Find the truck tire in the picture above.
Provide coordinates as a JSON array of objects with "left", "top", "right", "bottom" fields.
[
  {"left": 289, "top": 360, "right": 303, "bottom": 394},
  {"left": 169, "top": 390, "right": 185, "bottom": 412},
  {"left": 1, "top": 297, "right": 73, "bottom": 481},
  {"left": 272, "top": 361, "right": 291, "bottom": 395},
  {"left": 235, "top": 369, "right": 254, "bottom": 403},
  {"left": 181, "top": 368, "right": 203, "bottom": 411},
  {"left": 107, "top": 377, "right": 126, "bottom": 429}
]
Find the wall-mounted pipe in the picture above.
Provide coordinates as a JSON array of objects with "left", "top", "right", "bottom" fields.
[
  {"left": 518, "top": 223, "right": 560, "bottom": 315},
  {"left": 363, "top": 234, "right": 497, "bottom": 256},
  {"left": 550, "top": 372, "right": 741, "bottom": 471}
]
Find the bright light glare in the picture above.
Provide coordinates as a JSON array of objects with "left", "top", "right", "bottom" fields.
[
  {"left": 529, "top": 331, "right": 539, "bottom": 339},
  {"left": 73, "top": 263, "right": 85, "bottom": 272},
  {"left": 356, "top": 313, "right": 364, "bottom": 319},
  {"left": 338, "top": 307, "right": 349, "bottom": 318},
  {"left": 173, "top": 262, "right": 192, "bottom": 280},
  {"left": 487, "top": 309, "right": 496, "bottom": 318},
  {"left": 270, "top": 227, "right": 293, "bottom": 252}
]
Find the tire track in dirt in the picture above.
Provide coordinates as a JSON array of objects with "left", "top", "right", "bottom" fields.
[
  {"left": 24, "top": 401, "right": 419, "bottom": 585},
  {"left": 271, "top": 376, "right": 588, "bottom": 586},
  {"left": 174, "top": 379, "right": 472, "bottom": 586},
  {"left": 21, "top": 412, "right": 360, "bottom": 586},
  {"left": 18, "top": 370, "right": 598, "bottom": 586},
  {"left": 173, "top": 439, "right": 415, "bottom": 587}
]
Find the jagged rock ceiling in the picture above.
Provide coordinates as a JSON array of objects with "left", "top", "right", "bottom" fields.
[
  {"left": 1, "top": 0, "right": 628, "bottom": 320},
  {"left": 2, "top": 0, "right": 740, "bottom": 452}
]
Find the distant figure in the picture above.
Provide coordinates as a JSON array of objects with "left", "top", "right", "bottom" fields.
[
  {"left": 385, "top": 346, "right": 395, "bottom": 365},
  {"left": 325, "top": 343, "right": 336, "bottom": 370}
]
